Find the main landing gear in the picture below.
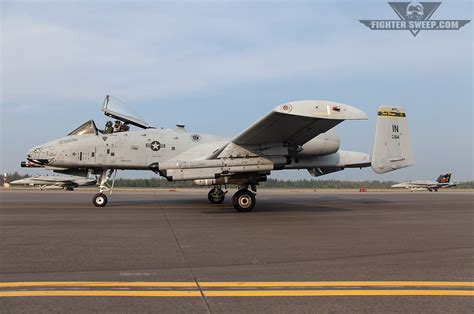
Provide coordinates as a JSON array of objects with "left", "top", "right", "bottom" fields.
[
  {"left": 92, "top": 169, "right": 116, "bottom": 207},
  {"left": 208, "top": 187, "right": 226, "bottom": 204},
  {"left": 208, "top": 185, "right": 257, "bottom": 212},
  {"left": 231, "top": 189, "right": 256, "bottom": 212}
]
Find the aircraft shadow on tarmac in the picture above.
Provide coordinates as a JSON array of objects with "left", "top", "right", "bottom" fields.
[
  {"left": 209, "top": 204, "right": 351, "bottom": 213},
  {"left": 310, "top": 195, "right": 392, "bottom": 204},
  {"left": 106, "top": 195, "right": 392, "bottom": 213}
]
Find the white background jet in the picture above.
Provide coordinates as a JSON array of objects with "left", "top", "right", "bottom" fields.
[
  {"left": 10, "top": 175, "right": 96, "bottom": 191},
  {"left": 391, "top": 173, "right": 456, "bottom": 192}
]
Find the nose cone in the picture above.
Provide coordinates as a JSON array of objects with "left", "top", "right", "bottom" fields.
[
  {"left": 10, "top": 178, "right": 29, "bottom": 185},
  {"left": 27, "top": 146, "right": 40, "bottom": 159},
  {"left": 25, "top": 142, "right": 56, "bottom": 166}
]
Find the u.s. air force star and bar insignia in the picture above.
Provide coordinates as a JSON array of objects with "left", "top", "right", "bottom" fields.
[
  {"left": 149, "top": 141, "right": 161, "bottom": 151},
  {"left": 360, "top": 2, "right": 470, "bottom": 37}
]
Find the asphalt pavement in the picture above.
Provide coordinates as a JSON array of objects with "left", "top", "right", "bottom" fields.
[{"left": 1, "top": 189, "right": 472, "bottom": 313}]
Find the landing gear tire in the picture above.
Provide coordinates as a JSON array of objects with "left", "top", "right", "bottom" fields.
[
  {"left": 232, "top": 189, "right": 256, "bottom": 212},
  {"left": 208, "top": 188, "right": 225, "bottom": 204},
  {"left": 93, "top": 193, "right": 108, "bottom": 207}
]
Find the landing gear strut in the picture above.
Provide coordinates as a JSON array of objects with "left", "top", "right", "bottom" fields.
[
  {"left": 208, "top": 187, "right": 226, "bottom": 204},
  {"left": 92, "top": 169, "right": 116, "bottom": 207},
  {"left": 232, "top": 189, "right": 256, "bottom": 212}
]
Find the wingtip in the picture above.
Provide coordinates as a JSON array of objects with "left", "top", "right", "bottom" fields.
[{"left": 274, "top": 100, "right": 368, "bottom": 120}]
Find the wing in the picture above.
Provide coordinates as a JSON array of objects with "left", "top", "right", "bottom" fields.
[
  {"left": 31, "top": 177, "right": 76, "bottom": 185},
  {"left": 35, "top": 177, "right": 65, "bottom": 183},
  {"left": 231, "top": 100, "right": 367, "bottom": 146},
  {"left": 163, "top": 100, "right": 368, "bottom": 181}
]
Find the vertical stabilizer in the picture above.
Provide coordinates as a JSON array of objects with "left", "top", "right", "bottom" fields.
[
  {"left": 372, "top": 106, "right": 414, "bottom": 174},
  {"left": 437, "top": 173, "right": 451, "bottom": 183}
]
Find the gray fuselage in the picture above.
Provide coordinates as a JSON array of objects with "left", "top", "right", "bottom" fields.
[{"left": 28, "top": 128, "right": 228, "bottom": 171}]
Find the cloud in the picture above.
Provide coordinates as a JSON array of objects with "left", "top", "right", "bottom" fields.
[
  {"left": 1, "top": 1, "right": 472, "bottom": 180},
  {"left": 1, "top": 1, "right": 471, "bottom": 107}
]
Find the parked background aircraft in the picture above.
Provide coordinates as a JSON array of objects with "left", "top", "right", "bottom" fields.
[
  {"left": 21, "top": 95, "right": 414, "bottom": 211},
  {"left": 10, "top": 175, "right": 96, "bottom": 191},
  {"left": 391, "top": 173, "right": 456, "bottom": 192}
]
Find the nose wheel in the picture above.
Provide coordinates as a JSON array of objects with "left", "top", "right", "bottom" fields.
[
  {"left": 232, "top": 189, "right": 256, "bottom": 212},
  {"left": 93, "top": 193, "right": 108, "bottom": 207},
  {"left": 208, "top": 187, "right": 226, "bottom": 204},
  {"left": 92, "top": 169, "right": 116, "bottom": 207}
]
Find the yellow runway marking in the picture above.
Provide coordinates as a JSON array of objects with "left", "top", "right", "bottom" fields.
[
  {"left": 0, "top": 282, "right": 472, "bottom": 298},
  {"left": 0, "top": 282, "right": 197, "bottom": 288},
  {"left": 203, "top": 290, "right": 474, "bottom": 297},
  {"left": 198, "top": 281, "right": 474, "bottom": 287},
  {"left": 0, "top": 281, "right": 472, "bottom": 288},
  {"left": 0, "top": 290, "right": 472, "bottom": 298},
  {"left": 0, "top": 291, "right": 201, "bottom": 297}
]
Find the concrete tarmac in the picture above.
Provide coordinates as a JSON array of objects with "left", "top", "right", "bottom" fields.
[{"left": 0, "top": 190, "right": 473, "bottom": 313}]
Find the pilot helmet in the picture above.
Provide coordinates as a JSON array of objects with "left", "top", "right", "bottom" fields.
[
  {"left": 106, "top": 121, "right": 112, "bottom": 127},
  {"left": 114, "top": 120, "right": 121, "bottom": 127}
]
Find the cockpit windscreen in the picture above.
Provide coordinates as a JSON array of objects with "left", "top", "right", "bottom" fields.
[{"left": 67, "top": 120, "right": 98, "bottom": 136}]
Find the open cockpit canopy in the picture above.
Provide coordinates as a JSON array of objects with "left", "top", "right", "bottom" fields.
[
  {"left": 67, "top": 120, "right": 98, "bottom": 136},
  {"left": 102, "top": 95, "right": 150, "bottom": 129}
]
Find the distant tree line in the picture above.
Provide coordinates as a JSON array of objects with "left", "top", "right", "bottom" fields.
[
  {"left": 2, "top": 172, "right": 473, "bottom": 189},
  {"left": 2, "top": 172, "right": 29, "bottom": 183}
]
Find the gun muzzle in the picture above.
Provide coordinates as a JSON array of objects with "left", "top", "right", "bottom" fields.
[{"left": 21, "top": 161, "right": 41, "bottom": 168}]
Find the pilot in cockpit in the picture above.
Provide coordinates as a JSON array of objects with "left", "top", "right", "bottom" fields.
[
  {"left": 114, "top": 120, "right": 122, "bottom": 132},
  {"left": 105, "top": 121, "right": 114, "bottom": 134}
]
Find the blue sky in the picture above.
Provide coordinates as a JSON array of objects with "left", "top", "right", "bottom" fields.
[{"left": 1, "top": 1, "right": 472, "bottom": 181}]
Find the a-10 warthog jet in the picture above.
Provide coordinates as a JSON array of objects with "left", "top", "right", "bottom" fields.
[{"left": 22, "top": 96, "right": 414, "bottom": 211}]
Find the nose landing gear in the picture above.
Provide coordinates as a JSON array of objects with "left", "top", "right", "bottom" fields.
[
  {"left": 93, "top": 193, "right": 108, "bottom": 207},
  {"left": 92, "top": 169, "right": 116, "bottom": 207}
]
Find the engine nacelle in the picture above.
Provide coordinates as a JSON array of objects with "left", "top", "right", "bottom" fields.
[{"left": 296, "top": 130, "right": 340, "bottom": 157}]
